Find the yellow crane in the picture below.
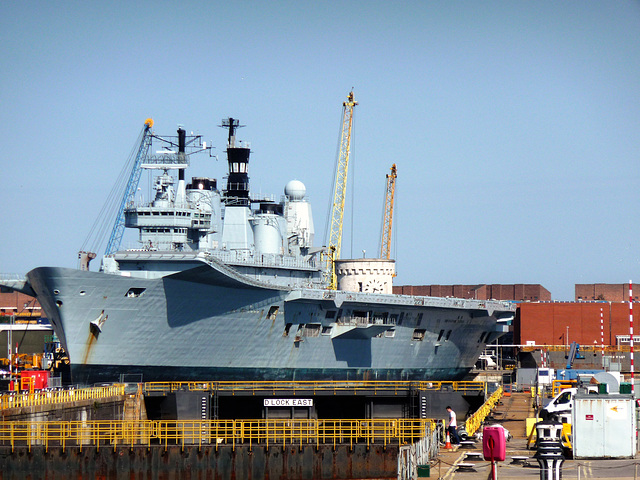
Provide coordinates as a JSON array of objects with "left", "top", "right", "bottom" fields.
[
  {"left": 379, "top": 163, "right": 397, "bottom": 260},
  {"left": 326, "top": 91, "right": 358, "bottom": 289}
]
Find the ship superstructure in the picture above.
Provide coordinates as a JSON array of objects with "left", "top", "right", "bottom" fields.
[
  {"left": 2, "top": 117, "right": 515, "bottom": 384},
  {"left": 101, "top": 119, "right": 321, "bottom": 290}
]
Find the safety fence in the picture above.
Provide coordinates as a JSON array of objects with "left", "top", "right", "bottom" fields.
[
  {"left": 0, "top": 385, "right": 126, "bottom": 410},
  {"left": 465, "top": 385, "right": 503, "bottom": 436},
  {"left": 398, "top": 422, "right": 442, "bottom": 480},
  {"left": 0, "top": 380, "right": 487, "bottom": 412},
  {"left": 143, "top": 380, "right": 486, "bottom": 395},
  {"left": 0, "top": 418, "right": 436, "bottom": 452}
]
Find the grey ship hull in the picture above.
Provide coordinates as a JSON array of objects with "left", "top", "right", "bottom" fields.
[{"left": 26, "top": 263, "right": 515, "bottom": 384}]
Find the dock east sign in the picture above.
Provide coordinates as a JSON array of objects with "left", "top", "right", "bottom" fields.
[{"left": 264, "top": 399, "right": 313, "bottom": 407}]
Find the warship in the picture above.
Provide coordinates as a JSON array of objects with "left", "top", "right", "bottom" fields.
[{"left": 3, "top": 117, "right": 515, "bottom": 384}]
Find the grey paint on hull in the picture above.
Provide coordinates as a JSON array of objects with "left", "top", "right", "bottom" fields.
[{"left": 26, "top": 266, "right": 513, "bottom": 384}]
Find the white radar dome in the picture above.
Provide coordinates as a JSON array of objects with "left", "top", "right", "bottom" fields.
[{"left": 284, "top": 180, "right": 306, "bottom": 200}]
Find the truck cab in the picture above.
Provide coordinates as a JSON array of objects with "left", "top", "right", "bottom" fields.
[
  {"left": 541, "top": 385, "right": 599, "bottom": 422},
  {"left": 541, "top": 388, "right": 576, "bottom": 420}
]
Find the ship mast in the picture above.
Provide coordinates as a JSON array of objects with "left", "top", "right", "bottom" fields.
[{"left": 220, "top": 118, "right": 250, "bottom": 206}]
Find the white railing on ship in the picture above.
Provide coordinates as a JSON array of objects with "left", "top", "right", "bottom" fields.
[
  {"left": 206, "top": 250, "right": 318, "bottom": 270},
  {"left": 337, "top": 315, "right": 397, "bottom": 327}
]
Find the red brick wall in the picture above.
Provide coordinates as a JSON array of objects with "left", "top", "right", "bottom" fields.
[
  {"left": 575, "top": 283, "right": 638, "bottom": 302},
  {"left": 392, "top": 284, "right": 551, "bottom": 301},
  {"left": 0, "top": 291, "right": 41, "bottom": 316},
  {"left": 517, "top": 302, "right": 637, "bottom": 346}
]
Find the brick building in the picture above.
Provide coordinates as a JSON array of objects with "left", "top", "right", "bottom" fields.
[
  {"left": 392, "top": 284, "right": 551, "bottom": 302},
  {"left": 0, "top": 289, "right": 42, "bottom": 318},
  {"left": 515, "top": 301, "right": 636, "bottom": 346},
  {"left": 575, "top": 283, "right": 638, "bottom": 302}
]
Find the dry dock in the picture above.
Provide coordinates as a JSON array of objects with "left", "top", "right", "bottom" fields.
[{"left": 0, "top": 380, "right": 487, "bottom": 479}]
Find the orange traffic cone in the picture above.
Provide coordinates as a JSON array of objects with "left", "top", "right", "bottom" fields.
[{"left": 445, "top": 430, "right": 452, "bottom": 449}]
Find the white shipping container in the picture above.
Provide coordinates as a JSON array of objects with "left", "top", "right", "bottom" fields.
[{"left": 572, "top": 394, "right": 636, "bottom": 459}]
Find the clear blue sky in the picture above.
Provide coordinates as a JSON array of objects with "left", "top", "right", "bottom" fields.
[{"left": 2, "top": 1, "right": 639, "bottom": 301}]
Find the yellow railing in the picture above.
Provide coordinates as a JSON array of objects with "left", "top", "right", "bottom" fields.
[
  {"left": 551, "top": 379, "right": 576, "bottom": 396},
  {"left": 0, "top": 381, "right": 485, "bottom": 412},
  {"left": 465, "top": 386, "right": 503, "bottom": 436},
  {"left": 0, "top": 418, "right": 436, "bottom": 452},
  {"left": 144, "top": 380, "right": 485, "bottom": 395},
  {"left": 0, "top": 385, "right": 126, "bottom": 410}
]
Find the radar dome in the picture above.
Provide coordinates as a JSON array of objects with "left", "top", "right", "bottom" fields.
[{"left": 284, "top": 180, "right": 306, "bottom": 200}]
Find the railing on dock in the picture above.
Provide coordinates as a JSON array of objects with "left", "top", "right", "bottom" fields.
[
  {"left": 398, "top": 388, "right": 503, "bottom": 480},
  {"left": 0, "top": 418, "right": 436, "bottom": 452},
  {"left": 0, "top": 380, "right": 487, "bottom": 412},
  {"left": 0, "top": 384, "right": 126, "bottom": 410},
  {"left": 143, "top": 380, "right": 486, "bottom": 395},
  {"left": 465, "top": 385, "right": 503, "bottom": 436}
]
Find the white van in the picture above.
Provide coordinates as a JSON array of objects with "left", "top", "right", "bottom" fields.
[
  {"left": 541, "top": 386, "right": 598, "bottom": 421},
  {"left": 541, "top": 388, "right": 576, "bottom": 420}
]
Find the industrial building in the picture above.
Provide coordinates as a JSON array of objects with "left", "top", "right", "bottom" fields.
[
  {"left": 575, "top": 283, "right": 638, "bottom": 302},
  {"left": 393, "top": 284, "right": 551, "bottom": 302},
  {"left": 0, "top": 289, "right": 42, "bottom": 318},
  {"left": 515, "top": 301, "right": 637, "bottom": 347}
]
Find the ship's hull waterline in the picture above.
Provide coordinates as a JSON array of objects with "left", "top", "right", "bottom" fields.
[{"left": 27, "top": 265, "right": 514, "bottom": 384}]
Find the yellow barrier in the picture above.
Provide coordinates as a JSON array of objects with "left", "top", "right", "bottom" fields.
[
  {"left": 143, "top": 380, "right": 486, "bottom": 395},
  {"left": 0, "top": 418, "right": 436, "bottom": 452},
  {"left": 1, "top": 381, "right": 486, "bottom": 411},
  {"left": 465, "top": 386, "right": 503, "bottom": 436},
  {"left": 525, "top": 417, "right": 541, "bottom": 439},
  {"left": 0, "top": 385, "right": 126, "bottom": 411},
  {"left": 551, "top": 380, "right": 576, "bottom": 397}
]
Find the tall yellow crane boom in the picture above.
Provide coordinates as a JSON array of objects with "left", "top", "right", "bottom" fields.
[
  {"left": 380, "top": 163, "right": 397, "bottom": 260},
  {"left": 327, "top": 91, "right": 358, "bottom": 289}
]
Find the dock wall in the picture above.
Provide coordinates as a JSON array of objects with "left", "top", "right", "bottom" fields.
[{"left": 0, "top": 444, "right": 398, "bottom": 480}]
